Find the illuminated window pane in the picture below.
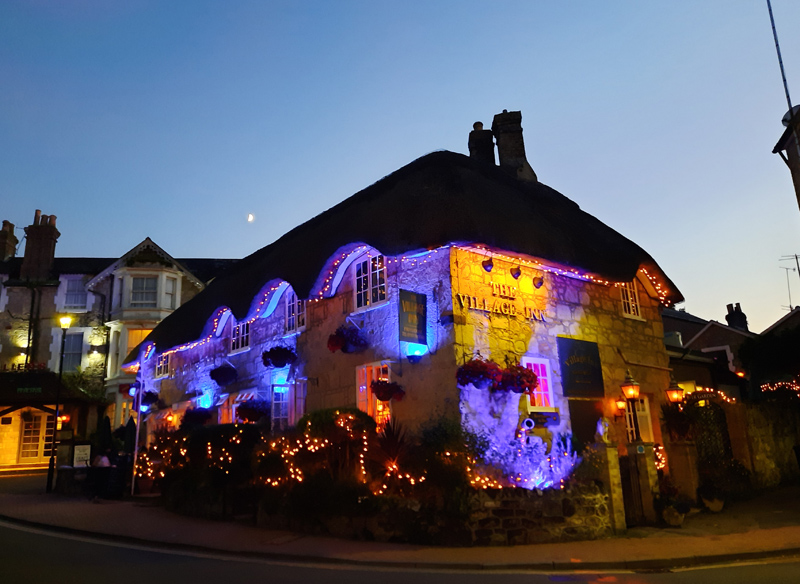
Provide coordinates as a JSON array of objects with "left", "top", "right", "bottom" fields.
[
  {"left": 620, "top": 281, "right": 641, "bottom": 318},
  {"left": 355, "top": 254, "right": 387, "bottom": 310}
]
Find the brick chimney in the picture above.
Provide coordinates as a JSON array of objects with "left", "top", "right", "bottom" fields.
[
  {"left": 491, "top": 110, "right": 537, "bottom": 182},
  {"left": 20, "top": 210, "right": 60, "bottom": 281},
  {"left": 0, "top": 220, "right": 18, "bottom": 261},
  {"left": 725, "top": 303, "right": 749, "bottom": 332},
  {"left": 468, "top": 121, "right": 496, "bottom": 165}
]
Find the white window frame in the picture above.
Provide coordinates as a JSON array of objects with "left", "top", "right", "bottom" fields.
[
  {"left": 165, "top": 276, "right": 178, "bottom": 309},
  {"left": 519, "top": 357, "right": 555, "bottom": 408},
  {"left": 356, "top": 362, "right": 392, "bottom": 427},
  {"left": 64, "top": 278, "right": 88, "bottom": 310},
  {"left": 61, "top": 331, "right": 85, "bottom": 373},
  {"left": 271, "top": 384, "right": 290, "bottom": 432},
  {"left": 131, "top": 276, "right": 158, "bottom": 308},
  {"left": 625, "top": 397, "right": 654, "bottom": 442},
  {"left": 620, "top": 280, "right": 643, "bottom": 320},
  {"left": 285, "top": 291, "right": 306, "bottom": 334},
  {"left": 155, "top": 353, "right": 171, "bottom": 379},
  {"left": 230, "top": 321, "right": 251, "bottom": 354},
  {"left": 354, "top": 254, "right": 387, "bottom": 311}
]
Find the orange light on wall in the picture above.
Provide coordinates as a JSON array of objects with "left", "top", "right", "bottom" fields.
[
  {"left": 58, "top": 414, "right": 70, "bottom": 423},
  {"left": 620, "top": 370, "right": 640, "bottom": 399},
  {"left": 666, "top": 375, "right": 684, "bottom": 404},
  {"left": 614, "top": 396, "right": 628, "bottom": 418}
]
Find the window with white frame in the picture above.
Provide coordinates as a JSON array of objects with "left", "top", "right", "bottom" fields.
[
  {"left": 165, "top": 277, "right": 177, "bottom": 309},
  {"left": 61, "top": 332, "right": 84, "bottom": 373},
  {"left": 155, "top": 353, "right": 170, "bottom": 378},
  {"left": 356, "top": 362, "right": 391, "bottom": 427},
  {"left": 355, "top": 254, "right": 387, "bottom": 310},
  {"left": 271, "top": 385, "right": 290, "bottom": 432},
  {"left": 285, "top": 291, "right": 306, "bottom": 333},
  {"left": 624, "top": 397, "right": 654, "bottom": 442},
  {"left": 620, "top": 280, "right": 642, "bottom": 319},
  {"left": 230, "top": 321, "right": 251, "bottom": 353},
  {"left": 64, "top": 279, "right": 87, "bottom": 310},
  {"left": 294, "top": 379, "right": 307, "bottom": 424},
  {"left": 519, "top": 357, "right": 554, "bottom": 408},
  {"left": 131, "top": 276, "right": 158, "bottom": 308}
]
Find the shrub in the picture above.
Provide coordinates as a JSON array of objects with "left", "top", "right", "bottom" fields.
[{"left": 262, "top": 346, "right": 298, "bottom": 368}]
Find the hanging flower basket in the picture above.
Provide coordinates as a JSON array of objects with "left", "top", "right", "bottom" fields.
[
  {"left": 371, "top": 379, "right": 405, "bottom": 402},
  {"left": 262, "top": 346, "right": 298, "bottom": 368},
  {"left": 497, "top": 365, "right": 538, "bottom": 394},
  {"left": 141, "top": 391, "right": 160, "bottom": 406},
  {"left": 456, "top": 358, "right": 503, "bottom": 389},
  {"left": 237, "top": 398, "right": 271, "bottom": 423},
  {"left": 327, "top": 325, "right": 368, "bottom": 354},
  {"left": 209, "top": 363, "right": 238, "bottom": 386}
]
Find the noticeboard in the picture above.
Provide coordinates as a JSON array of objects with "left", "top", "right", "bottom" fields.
[
  {"left": 557, "top": 337, "right": 605, "bottom": 398},
  {"left": 73, "top": 444, "right": 92, "bottom": 467},
  {"left": 398, "top": 289, "right": 427, "bottom": 344}
]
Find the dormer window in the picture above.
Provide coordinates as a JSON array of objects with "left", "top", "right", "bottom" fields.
[
  {"left": 620, "top": 281, "right": 642, "bottom": 319},
  {"left": 230, "top": 321, "right": 251, "bottom": 353},
  {"left": 131, "top": 277, "right": 158, "bottom": 308},
  {"left": 285, "top": 291, "right": 306, "bottom": 334},
  {"left": 355, "top": 254, "right": 386, "bottom": 310},
  {"left": 155, "top": 353, "right": 171, "bottom": 378}
]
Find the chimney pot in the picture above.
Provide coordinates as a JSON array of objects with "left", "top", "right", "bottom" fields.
[
  {"left": 491, "top": 110, "right": 537, "bottom": 182},
  {"left": 20, "top": 210, "right": 60, "bottom": 281},
  {"left": 0, "top": 220, "right": 17, "bottom": 261},
  {"left": 468, "top": 121, "right": 496, "bottom": 165}
]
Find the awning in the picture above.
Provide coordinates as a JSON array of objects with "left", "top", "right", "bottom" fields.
[
  {"left": 216, "top": 393, "right": 229, "bottom": 406},
  {"left": 234, "top": 390, "right": 258, "bottom": 404}
]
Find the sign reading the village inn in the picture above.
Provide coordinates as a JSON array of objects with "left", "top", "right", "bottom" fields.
[
  {"left": 557, "top": 337, "right": 605, "bottom": 398},
  {"left": 398, "top": 289, "right": 427, "bottom": 344},
  {"left": 452, "top": 248, "right": 547, "bottom": 323}
]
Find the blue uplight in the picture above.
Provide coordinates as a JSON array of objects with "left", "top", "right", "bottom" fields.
[{"left": 197, "top": 393, "right": 213, "bottom": 409}]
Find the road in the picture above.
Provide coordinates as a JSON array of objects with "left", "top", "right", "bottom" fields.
[{"left": 1, "top": 522, "right": 799, "bottom": 584}]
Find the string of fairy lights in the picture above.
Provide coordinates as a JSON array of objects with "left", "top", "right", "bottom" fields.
[{"left": 128, "top": 240, "right": 675, "bottom": 374}]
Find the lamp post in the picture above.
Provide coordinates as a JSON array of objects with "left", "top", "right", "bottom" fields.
[
  {"left": 46, "top": 315, "right": 72, "bottom": 493},
  {"left": 620, "top": 369, "right": 641, "bottom": 442}
]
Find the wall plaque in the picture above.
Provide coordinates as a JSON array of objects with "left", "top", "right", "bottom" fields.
[
  {"left": 398, "top": 289, "right": 427, "bottom": 344},
  {"left": 557, "top": 337, "right": 605, "bottom": 398}
]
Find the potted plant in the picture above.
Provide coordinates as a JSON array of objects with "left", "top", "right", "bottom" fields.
[
  {"left": 456, "top": 358, "right": 503, "bottom": 389},
  {"left": 496, "top": 364, "right": 538, "bottom": 393},
  {"left": 327, "top": 325, "right": 368, "bottom": 354},
  {"left": 371, "top": 379, "right": 405, "bottom": 402},
  {"left": 262, "top": 346, "right": 298, "bottom": 368},
  {"left": 236, "top": 398, "right": 272, "bottom": 424}
]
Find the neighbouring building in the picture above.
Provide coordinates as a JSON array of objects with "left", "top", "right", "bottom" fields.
[
  {"left": 0, "top": 211, "right": 234, "bottom": 470},
  {"left": 129, "top": 110, "right": 684, "bottom": 495}
]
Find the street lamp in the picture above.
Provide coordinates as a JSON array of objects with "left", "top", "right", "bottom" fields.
[
  {"left": 46, "top": 315, "right": 72, "bottom": 493},
  {"left": 620, "top": 369, "right": 642, "bottom": 442}
]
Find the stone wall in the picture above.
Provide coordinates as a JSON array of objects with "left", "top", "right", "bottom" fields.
[
  {"left": 467, "top": 483, "right": 613, "bottom": 545},
  {"left": 736, "top": 402, "right": 800, "bottom": 487},
  {"left": 451, "top": 246, "right": 670, "bottom": 447}
]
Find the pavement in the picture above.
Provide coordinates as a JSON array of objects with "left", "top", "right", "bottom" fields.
[{"left": 2, "top": 472, "right": 800, "bottom": 572}]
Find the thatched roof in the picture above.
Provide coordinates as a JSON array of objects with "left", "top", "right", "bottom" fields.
[{"left": 131, "top": 150, "right": 682, "bottom": 360}]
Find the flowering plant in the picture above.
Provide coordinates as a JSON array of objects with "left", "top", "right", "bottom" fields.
[
  {"left": 456, "top": 358, "right": 503, "bottom": 389},
  {"left": 327, "top": 325, "right": 368, "bottom": 354},
  {"left": 237, "top": 398, "right": 271, "bottom": 424},
  {"left": 371, "top": 379, "right": 405, "bottom": 402},
  {"left": 497, "top": 365, "right": 538, "bottom": 394},
  {"left": 209, "top": 363, "right": 238, "bottom": 386},
  {"left": 262, "top": 346, "right": 298, "bottom": 368},
  {"left": 141, "top": 390, "right": 160, "bottom": 406}
]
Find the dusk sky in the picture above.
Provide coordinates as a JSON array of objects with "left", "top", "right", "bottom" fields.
[{"left": 2, "top": 1, "right": 800, "bottom": 333}]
